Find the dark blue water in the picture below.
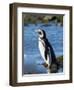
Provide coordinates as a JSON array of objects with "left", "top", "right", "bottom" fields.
[{"left": 23, "top": 23, "right": 63, "bottom": 74}]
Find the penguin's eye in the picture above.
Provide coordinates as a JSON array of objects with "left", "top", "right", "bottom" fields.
[{"left": 38, "top": 32, "right": 42, "bottom": 35}]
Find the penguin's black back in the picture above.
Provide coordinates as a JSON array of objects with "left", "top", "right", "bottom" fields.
[
  {"left": 44, "top": 38, "right": 57, "bottom": 64},
  {"left": 40, "top": 29, "right": 58, "bottom": 64}
]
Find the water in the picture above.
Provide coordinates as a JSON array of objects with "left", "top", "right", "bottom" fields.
[{"left": 23, "top": 23, "right": 63, "bottom": 74}]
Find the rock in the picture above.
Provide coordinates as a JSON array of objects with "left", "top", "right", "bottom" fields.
[{"left": 50, "top": 64, "right": 58, "bottom": 73}]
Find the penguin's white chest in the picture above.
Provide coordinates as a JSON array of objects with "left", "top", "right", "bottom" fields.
[
  {"left": 38, "top": 39, "right": 51, "bottom": 65},
  {"left": 38, "top": 40, "right": 45, "bottom": 61}
]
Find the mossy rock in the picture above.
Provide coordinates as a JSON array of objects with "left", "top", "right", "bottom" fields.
[
  {"left": 23, "top": 15, "right": 63, "bottom": 25},
  {"left": 57, "top": 56, "right": 63, "bottom": 68}
]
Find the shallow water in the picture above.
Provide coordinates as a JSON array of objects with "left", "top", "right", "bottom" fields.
[{"left": 23, "top": 23, "right": 63, "bottom": 74}]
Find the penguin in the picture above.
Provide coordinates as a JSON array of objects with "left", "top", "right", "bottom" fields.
[{"left": 36, "top": 29, "right": 58, "bottom": 73}]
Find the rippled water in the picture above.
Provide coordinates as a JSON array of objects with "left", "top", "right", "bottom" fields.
[{"left": 23, "top": 23, "right": 63, "bottom": 74}]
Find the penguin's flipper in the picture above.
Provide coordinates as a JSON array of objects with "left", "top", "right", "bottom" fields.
[{"left": 45, "top": 50, "right": 48, "bottom": 60}]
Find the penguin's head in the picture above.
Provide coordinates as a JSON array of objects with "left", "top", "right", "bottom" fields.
[{"left": 35, "top": 29, "right": 46, "bottom": 39}]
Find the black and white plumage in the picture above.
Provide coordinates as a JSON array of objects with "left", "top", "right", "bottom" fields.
[{"left": 36, "top": 29, "right": 58, "bottom": 73}]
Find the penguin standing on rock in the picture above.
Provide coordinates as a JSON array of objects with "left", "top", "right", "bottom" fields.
[{"left": 36, "top": 29, "right": 58, "bottom": 73}]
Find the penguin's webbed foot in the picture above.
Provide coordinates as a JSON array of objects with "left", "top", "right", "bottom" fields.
[{"left": 42, "top": 63, "right": 48, "bottom": 68}]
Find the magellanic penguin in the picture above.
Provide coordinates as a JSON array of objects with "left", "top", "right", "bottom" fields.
[{"left": 36, "top": 29, "right": 58, "bottom": 73}]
